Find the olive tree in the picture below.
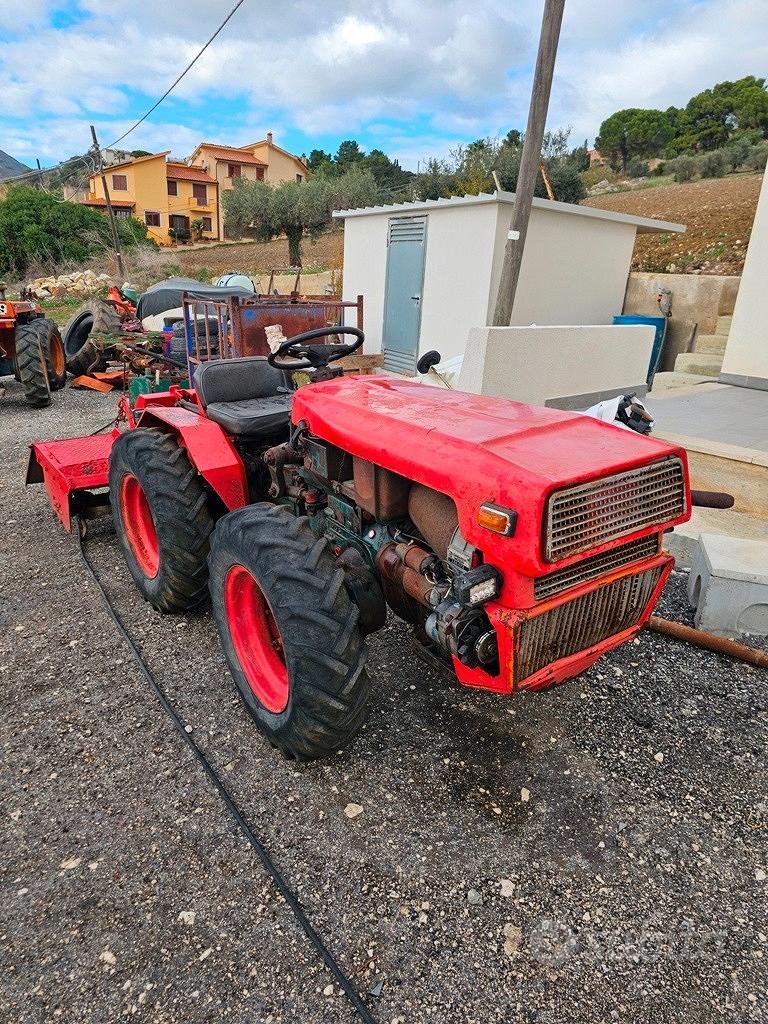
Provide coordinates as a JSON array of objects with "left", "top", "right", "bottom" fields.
[{"left": 222, "top": 168, "right": 377, "bottom": 265}]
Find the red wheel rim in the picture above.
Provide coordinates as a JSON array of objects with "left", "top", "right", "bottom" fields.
[
  {"left": 224, "top": 564, "right": 289, "bottom": 713},
  {"left": 120, "top": 474, "right": 160, "bottom": 578}
]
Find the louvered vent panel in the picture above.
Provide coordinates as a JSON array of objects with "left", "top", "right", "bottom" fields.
[
  {"left": 534, "top": 535, "right": 659, "bottom": 600},
  {"left": 544, "top": 457, "right": 686, "bottom": 562},
  {"left": 388, "top": 216, "right": 427, "bottom": 243},
  {"left": 516, "top": 565, "right": 664, "bottom": 683}
]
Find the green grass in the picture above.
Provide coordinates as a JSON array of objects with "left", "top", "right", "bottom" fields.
[{"left": 37, "top": 295, "right": 86, "bottom": 326}]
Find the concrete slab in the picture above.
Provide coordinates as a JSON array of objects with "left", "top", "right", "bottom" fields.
[
  {"left": 664, "top": 506, "right": 768, "bottom": 568},
  {"left": 648, "top": 382, "right": 768, "bottom": 454},
  {"left": 688, "top": 533, "right": 768, "bottom": 637}
]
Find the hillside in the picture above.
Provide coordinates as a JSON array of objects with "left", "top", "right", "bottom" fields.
[
  {"left": 0, "top": 149, "right": 30, "bottom": 180},
  {"left": 584, "top": 173, "right": 762, "bottom": 275}
]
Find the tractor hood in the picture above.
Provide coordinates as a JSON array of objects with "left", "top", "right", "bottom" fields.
[{"left": 292, "top": 376, "right": 690, "bottom": 576}]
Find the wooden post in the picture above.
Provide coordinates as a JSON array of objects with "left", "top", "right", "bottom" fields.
[
  {"left": 492, "top": 0, "right": 566, "bottom": 326},
  {"left": 90, "top": 125, "right": 126, "bottom": 281}
]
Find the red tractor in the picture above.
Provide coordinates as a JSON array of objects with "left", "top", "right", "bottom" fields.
[
  {"left": 29, "top": 327, "right": 691, "bottom": 759},
  {"left": 0, "top": 284, "right": 66, "bottom": 407}
]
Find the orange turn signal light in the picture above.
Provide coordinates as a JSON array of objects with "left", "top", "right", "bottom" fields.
[{"left": 478, "top": 503, "right": 517, "bottom": 537}]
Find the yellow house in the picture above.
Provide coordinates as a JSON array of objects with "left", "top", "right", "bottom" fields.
[
  {"left": 82, "top": 152, "right": 219, "bottom": 246},
  {"left": 190, "top": 133, "right": 308, "bottom": 239},
  {"left": 239, "top": 132, "right": 308, "bottom": 184}
]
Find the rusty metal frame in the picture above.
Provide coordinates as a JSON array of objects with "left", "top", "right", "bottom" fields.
[{"left": 182, "top": 292, "right": 364, "bottom": 374}]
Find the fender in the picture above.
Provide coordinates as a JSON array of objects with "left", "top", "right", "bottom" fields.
[{"left": 137, "top": 406, "right": 248, "bottom": 511}]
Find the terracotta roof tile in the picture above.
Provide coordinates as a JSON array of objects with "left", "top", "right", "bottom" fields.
[
  {"left": 166, "top": 163, "right": 217, "bottom": 183},
  {"left": 196, "top": 143, "right": 266, "bottom": 166},
  {"left": 84, "top": 197, "right": 135, "bottom": 208}
]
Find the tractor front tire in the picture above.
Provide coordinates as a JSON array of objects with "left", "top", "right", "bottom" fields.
[
  {"left": 14, "top": 320, "right": 51, "bottom": 407},
  {"left": 109, "top": 428, "right": 214, "bottom": 612},
  {"left": 33, "top": 318, "right": 67, "bottom": 390},
  {"left": 209, "top": 504, "right": 370, "bottom": 760},
  {"left": 62, "top": 299, "right": 121, "bottom": 375}
]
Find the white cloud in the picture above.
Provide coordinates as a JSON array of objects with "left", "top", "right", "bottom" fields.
[{"left": 0, "top": 0, "right": 766, "bottom": 167}]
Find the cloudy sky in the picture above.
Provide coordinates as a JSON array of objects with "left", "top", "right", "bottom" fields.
[{"left": 1, "top": 0, "right": 767, "bottom": 172}]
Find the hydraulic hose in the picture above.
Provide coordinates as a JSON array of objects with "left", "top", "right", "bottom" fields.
[{"left": 72, "top": 516, "right": 378, "bottom": 1024}]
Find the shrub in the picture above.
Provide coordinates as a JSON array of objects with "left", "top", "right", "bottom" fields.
[
  {"left": 0, "top": 185, "right": 152, "bottom": 278},
  {"left": 723, "top": 137, "right": 752, "bottom": 171},
  {"left": 698, "top": 150, "right": 727, "bottom": 178},
  {"left": 745, "top": 145, "right": 768, "bottom": 171},
  {"left": 668, "top": 155, "right": 696, "bottom": 182},
  {"left": 626, "top": 158, "right": 650, "bottom": 178}
]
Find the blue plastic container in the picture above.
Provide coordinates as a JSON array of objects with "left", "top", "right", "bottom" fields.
[{"left": 612, "top": 314, "right": 667, "bottom": 387}]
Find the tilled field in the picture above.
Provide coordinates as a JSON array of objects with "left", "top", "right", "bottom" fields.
[
  {"left": 584, "top": 173, "right": 762, "bottom": 275},
  {"left": 1, "top": 381, "right": 766, "bottom": 1024}
]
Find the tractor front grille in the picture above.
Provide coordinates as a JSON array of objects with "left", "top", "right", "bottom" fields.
[
  {"left": 515, "top": 564, "right": 664, "bottom": 684},
  {"left": 544, "top": 457, "right": 686, "bottom": 562},
  {"left": 534, "top": 534, "right": 660, "bottom": 600}
]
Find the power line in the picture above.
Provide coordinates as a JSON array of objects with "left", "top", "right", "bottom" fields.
[
  {"left": 107, "top": 0, "right": 248, "bottom": 149},
  {"left": 1, "top": 0, "right": 247, "bottom": 189}
]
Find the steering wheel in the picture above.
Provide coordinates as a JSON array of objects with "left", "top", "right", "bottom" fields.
[{"left": 267, "top": 326, "right": 364, "bottom": 371}]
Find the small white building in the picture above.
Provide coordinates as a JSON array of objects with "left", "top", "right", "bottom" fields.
[{"left": 334, "top": 191, "right": 684, "bottom": 376}]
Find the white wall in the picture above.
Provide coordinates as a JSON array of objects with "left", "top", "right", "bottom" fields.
[
  {"left": 457, "top": 324, "right": 654, "bottom": 407},
  {"left": 341, "top": 214, "right": 389, "bottom": 353},
  {"left": 489, "top": 204, "right": 638, "bottom": 327},
  {"left": 341, "top": 197, "right": 644, "bottom": 366},
  {"left": 721, "top": 165, "right": 768, "bottom": 388},
  {"left": 418, "top": 203, "right": 498, "bottom": 363}
]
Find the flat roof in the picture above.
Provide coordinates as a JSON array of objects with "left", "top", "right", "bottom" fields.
[{"left": 333, "top": 189, "right": 685, "bottom": 234}]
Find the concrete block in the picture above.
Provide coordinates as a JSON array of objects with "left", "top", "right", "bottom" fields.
[
  {"left": 692, "top": 333, "right": 728, "bottom": 355},
  {"left": 458, "top": 324, "right": 652, "bottom": 405},
  {"left": 688, "top": 533, "right": 768, "bottom": 637},
  {"left": 674, "top": 352, "right": 724, "bottom": 376},
  {"left": 716, "top": 315, "right": 733, "bottom": 335}
]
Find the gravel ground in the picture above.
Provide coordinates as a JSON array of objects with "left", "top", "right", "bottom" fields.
[{"left": 1, "top": 379, "right": 766, "bottom": 1024}]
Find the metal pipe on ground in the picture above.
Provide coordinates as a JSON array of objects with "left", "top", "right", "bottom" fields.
[{"left": 647, "top": 615, "right": 768, "bottom": 669}]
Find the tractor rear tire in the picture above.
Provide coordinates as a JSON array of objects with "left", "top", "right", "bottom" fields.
[
  {"left": 14, "top": 320, "right": 51, "bottom": 407},
  {"left": 33, "top": 318, "right": 67, "bottom": 390},
  {"left": 208, "top": 504, "right": 371, "bottom": 760},
  {"left": 109, "top": 428, "right": 215, "bottom": 612},
  {"left": 62, "top": 299, "right": 121, "bottom": 375}
]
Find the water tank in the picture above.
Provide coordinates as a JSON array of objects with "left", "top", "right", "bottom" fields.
[{"left": 214, "top": 273, "right": 256, "bottom": 292}]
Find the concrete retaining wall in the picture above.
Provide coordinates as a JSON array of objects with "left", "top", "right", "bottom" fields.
[{"left": 624, "top": 271, "right": 740, "bottom": 373}]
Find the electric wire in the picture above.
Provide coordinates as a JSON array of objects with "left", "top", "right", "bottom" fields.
[
  {"left": 72, "top": 516, "right": 378, "bottom": 1024},
  {"left": 107, "top": 0, "right": 248, "bottom": 148}
]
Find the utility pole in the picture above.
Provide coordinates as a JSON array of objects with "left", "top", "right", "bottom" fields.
[
  {"left": 90, "top": 125, "right": 125, "bottom": 280},
  {"left": 492, "top": 0, "right": 565, "bottom": 326}
]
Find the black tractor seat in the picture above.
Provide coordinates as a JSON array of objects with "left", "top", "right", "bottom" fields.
[{"left": 194, "top": 356, "right": 293, "bottom": 438}]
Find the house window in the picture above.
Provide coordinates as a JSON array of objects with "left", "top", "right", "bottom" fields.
[
  {"left": 112, "top": 174, "right": 127, "bottom": 191},
  {"left": 192, "top": 183, "right": 207, "bottom": 204},
  {"left": 202, "top": 216, "right": 212, "bottom": 232},
  {"left": 145, "top": 211, "right": 161, "bottom": 227},
  {"left": 167, "top": 179, "right": 178, "bottom": 196},
  {"left": 114, "top": 208, "right": 132, "bottom": 219},
  {"left": 227, "top": 164, "right": 241, "bottom": 178},
  {"left": 256, "top": 167, "right": 265, "bottom": 181},
  {"left": 296, "top": 173, "right": 303, "bottom": 182}
]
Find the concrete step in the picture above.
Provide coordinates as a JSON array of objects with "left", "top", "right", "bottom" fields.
[
  {"left": 674, "top": 351, "right": 725, "bottom": 376},
  {"left": 716, "top": 314, "right": 733, "bottom": 335},
  {"left": 693, "top": 333, "right": 728, "bottom": 354}
]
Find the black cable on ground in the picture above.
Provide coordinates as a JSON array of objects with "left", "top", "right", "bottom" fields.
[{"left": 73, "top": 516, "right": 378, "bottom": 1024}]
